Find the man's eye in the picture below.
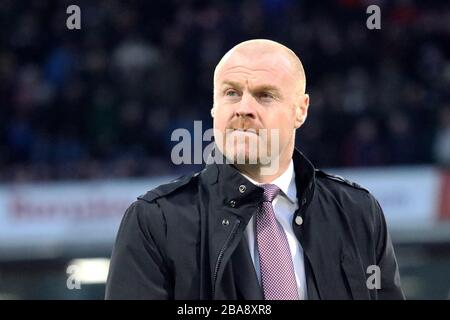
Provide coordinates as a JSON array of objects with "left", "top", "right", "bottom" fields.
[
  {"left": 259, "top": 92, "right": 274, "bottom": 99},
  {"left": 225, "top": 90, "right": 238, "bottom": 97}
]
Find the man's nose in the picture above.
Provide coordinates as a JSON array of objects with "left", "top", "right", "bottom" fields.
[{"left": 234, "top": 93, "right": 256, "bottom": 119}]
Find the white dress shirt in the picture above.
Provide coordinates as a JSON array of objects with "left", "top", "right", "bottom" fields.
[{"left": 240, "top": 160, "right": 308, "bottom": 299}]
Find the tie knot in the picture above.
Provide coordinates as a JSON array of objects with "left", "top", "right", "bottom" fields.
[{"left": 261, "top": 184, "right": 280, "bottom": 202}]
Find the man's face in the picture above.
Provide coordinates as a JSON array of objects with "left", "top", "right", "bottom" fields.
[{"left": 212, "top": 48, "right": 307, "bottom": 168}]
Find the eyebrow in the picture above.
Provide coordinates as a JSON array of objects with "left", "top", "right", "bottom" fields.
[{"left": 221, "top": 80, "right": 282, "bottom": 96}]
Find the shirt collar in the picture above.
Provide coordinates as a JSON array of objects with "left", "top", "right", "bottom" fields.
[{"left": 238, "top": 160, "right": 297, "bottom": 204}]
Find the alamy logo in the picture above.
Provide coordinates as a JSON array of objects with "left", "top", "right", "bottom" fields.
[
  {"left": 66, "top": 5, "right": 81, "bottom": 30},
  {"left": 170, "top": 121, "right": 281, "bottom": 175},
  {"left": 366, "top": 265, "right": 381, "bottom": 290},
  {"left": 366, "top": 5, "right": 381, "bottom": 30},
  {"left": 66, "top": 265, "right": 81, "bottom": 290}
]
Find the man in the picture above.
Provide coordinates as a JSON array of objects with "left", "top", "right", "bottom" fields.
[{"left": 105, "top": 39, "right": 404, "bottom": 300}]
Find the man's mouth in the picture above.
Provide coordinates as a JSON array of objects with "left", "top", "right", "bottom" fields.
[{"left": 230, "top": 128, "right": 258, "bottom": 134}]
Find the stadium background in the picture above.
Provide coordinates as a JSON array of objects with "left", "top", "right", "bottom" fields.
[{"left": 0, "top": 0, "right": 449, "bottom": 299}]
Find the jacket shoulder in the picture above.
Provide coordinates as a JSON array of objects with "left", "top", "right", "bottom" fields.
[
  {"left": 315, "top": 169, "right": 369, "bottom": 193},
  {"left": 137, "top": 171, "right": 200, "bottom": 203}
]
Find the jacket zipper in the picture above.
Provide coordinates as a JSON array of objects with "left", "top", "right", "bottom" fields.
[{"left": 212, "top": 219, "right": 241, "bottom": 298}]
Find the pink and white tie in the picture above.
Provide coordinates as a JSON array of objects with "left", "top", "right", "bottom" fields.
[{"left": 256, "top": 184, "right": 299, "bottom": 300}]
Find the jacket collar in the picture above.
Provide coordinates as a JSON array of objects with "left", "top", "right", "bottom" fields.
[{"left": 202, "top": 146, "right": 316, "bottom": 217}]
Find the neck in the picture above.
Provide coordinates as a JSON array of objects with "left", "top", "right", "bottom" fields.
[{"left": 234, "top": 157, "right": 291, "bottom": 184}]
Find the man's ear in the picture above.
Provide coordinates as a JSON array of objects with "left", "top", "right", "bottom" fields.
[
  {"left": 210, "top": 107, "right": 215, "bottom": 118},
  {"left": 295, "top": 94, "right": 309, "bottom": 129}
]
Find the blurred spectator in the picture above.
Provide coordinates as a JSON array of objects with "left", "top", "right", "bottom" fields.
[
  {"left": 342, "top": 117, "right": 386, "bottom": 166},
  {"left": 386, "top": 112, "right": 416, "bottom": 164},
  {"left": 433, "top": 107, "right": 450, "bottom": 166}
]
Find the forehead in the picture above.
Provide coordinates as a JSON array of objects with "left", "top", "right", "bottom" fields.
[{"left": 215, "top": 50, "right": 296, "bottom": 88}]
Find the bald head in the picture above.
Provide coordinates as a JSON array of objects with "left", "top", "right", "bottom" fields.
[{"left": 214, "top": 39, "right": 306, "bottom": 97}]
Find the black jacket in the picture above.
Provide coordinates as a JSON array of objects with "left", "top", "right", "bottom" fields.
[{"left": 105, "top": 149, "right": 405, "bottom": 300}]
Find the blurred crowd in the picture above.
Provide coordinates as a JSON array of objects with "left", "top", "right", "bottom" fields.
[{"left": 0, "top": 0, "right": 449, "bottom": 182}]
